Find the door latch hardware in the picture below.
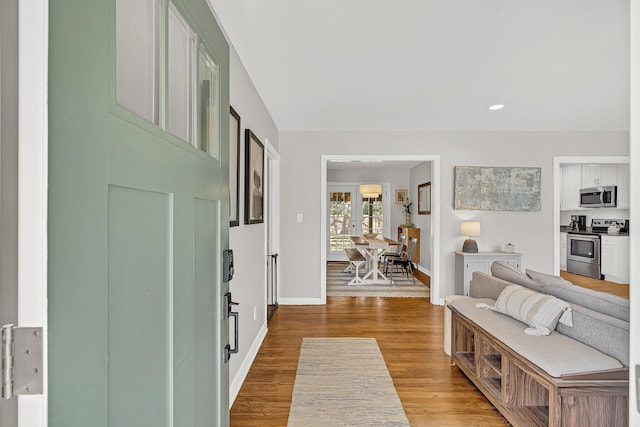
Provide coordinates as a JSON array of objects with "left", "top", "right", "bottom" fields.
[
  {"left": 223, "top": 293, "right": 240, "bottom": 362},
  {"left": 1, "top": 325, "right": 43, "bottom": 399}
]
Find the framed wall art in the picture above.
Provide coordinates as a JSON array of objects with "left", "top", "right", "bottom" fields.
[
  {"left": 229, "top": 106, "right": 240, "bottom": 226},
  {"left": 418, "top": 182, "right": 431, "bottom": 215},
  {"left": 244, "top": 129, "right": 264, "bottom": 224},
  {"left": 454, "top": 166, "right": 541, "bottom": 211},
  {"left": 395, "top": 189, "right": 408, "bottom": 204}
]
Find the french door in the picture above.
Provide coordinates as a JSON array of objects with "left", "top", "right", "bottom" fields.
[{"left": 327, "top": 183, "right": 389, "bottom": 261}]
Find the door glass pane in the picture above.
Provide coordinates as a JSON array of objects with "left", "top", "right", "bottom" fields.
[
  {"left": 198, "top": 47, "right": 220, "bottom": 158},
  {"left": 329, "top": 192, "right": 352, "bottom": 254},
  {"left": 167, "top": 4, "right": 194, "bottom": 142},
  {"left": 362, "top": 195, "right": 383, "bottom": 236},
  {"left": 115, "top": 0, "right": 160, "bottom": 124}
]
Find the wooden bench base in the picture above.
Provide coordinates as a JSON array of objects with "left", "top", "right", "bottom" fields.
[
  {"left": 345, "top": 248, "right": 366, "bottom": 285},
  {"left": 450, "top": 307, "right": 628, "bottom": 427}
]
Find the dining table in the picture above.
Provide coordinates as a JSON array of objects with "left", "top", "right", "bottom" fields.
[{"left": 350, "top": 236, "right": 401, "bottom": 283}]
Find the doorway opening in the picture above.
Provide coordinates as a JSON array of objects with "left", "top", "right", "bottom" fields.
[
  {"left": 265, "top": 140, "right": 280, "bottom": 321},
  {"left": 320, "top": 155, "right": 441, "bottom": 306}
]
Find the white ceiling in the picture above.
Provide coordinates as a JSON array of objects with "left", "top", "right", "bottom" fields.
[{"left": 208, "top": 0, "right": 630, "bottom": 132}]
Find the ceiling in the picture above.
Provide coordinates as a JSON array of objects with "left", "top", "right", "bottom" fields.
[{"left": 208, "top": 0, "right": 629, "bottom": 132}]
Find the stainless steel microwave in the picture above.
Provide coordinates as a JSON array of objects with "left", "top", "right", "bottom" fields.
[{"left": 579, "top": 185, "right": 617, "bottom": 208}]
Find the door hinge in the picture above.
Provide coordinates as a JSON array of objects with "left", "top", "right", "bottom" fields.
[{"left": 1, "top": 324, "right": 43, "bottom": 399}]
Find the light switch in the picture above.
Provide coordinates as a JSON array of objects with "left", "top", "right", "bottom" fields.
[{"left": 296, "top": 213, "right": 303, "bottom": 223}]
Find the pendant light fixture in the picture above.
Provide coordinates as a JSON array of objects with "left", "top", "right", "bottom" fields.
[{"left": 359, "top": 161, "right": 382, "bottom": 198}]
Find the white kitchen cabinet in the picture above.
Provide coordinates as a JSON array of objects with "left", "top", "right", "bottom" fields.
[
  {"left": 561, "top": 164, "right": 582, "bottom": 210},
  {"left": 454, "top": 251, "right": 522, "bottom": 295},
  {"left": 560, "top": 232, "right": 567, "bottom": 270},
  {"left": 616, "top": 163, "right": 630, "bottom": 209},
  {"left": 582, "top": 163, "right": 618, "bottom": 187},
  {"left": 601, "top": 235, "right": 630, "bottom": 284}
]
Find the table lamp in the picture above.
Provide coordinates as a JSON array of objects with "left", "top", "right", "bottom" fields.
[{"left": 460, "top": 221, "right": 481, "bottom": 253}]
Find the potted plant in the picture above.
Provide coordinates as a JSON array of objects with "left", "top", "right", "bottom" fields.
[{"left": 402, "top": 200, "right": 413, "bottom": 226}]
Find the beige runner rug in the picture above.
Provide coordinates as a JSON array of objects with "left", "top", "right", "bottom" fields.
[{"left": 287, "top": 338, "right": 410, "bottom": 426}]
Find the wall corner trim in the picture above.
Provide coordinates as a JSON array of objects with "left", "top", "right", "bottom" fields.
[{"left": 278, "top": 297, "right": 325, "bottom": 305}]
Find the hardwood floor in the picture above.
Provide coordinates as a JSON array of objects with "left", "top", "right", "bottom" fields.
[
  {"left": 230, "top": 297, "right": 508, "bottom": 426},
  {"left": 230, "top": 274, "right": 627, "bottom": 426},
  {"left": 560, "top": 270, "right": 629, "bottom": 298}
]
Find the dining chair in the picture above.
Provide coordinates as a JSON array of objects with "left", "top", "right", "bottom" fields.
[
  {"left": 385, "top": 237, "right": 417, "bottom": 285},
  {"left": 381, "top": 234, "right": 406, "bottom": 266}
]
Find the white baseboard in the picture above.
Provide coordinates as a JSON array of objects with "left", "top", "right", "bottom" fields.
[
  {"left": 278, "top": 297, "right": 325, "bottom": 305},
  {"left": 229, "top": 322, "right": 268, "bottom": 408}
]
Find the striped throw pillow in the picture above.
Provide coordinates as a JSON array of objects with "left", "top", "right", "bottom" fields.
[{"left": 491, "top": 285, "right": 572, "bottom": 336}]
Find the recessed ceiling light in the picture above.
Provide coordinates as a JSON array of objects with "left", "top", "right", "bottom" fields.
[{"left": 488, "top": 104, "right": 505, "bottom": 111}]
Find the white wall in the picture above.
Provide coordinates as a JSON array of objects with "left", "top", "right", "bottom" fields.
[
  {"left": 629, "top": 0, "right": 639, "bottom": 422},
  {"left": 279, "top": 131, "right": 629, "bottom": 302},
  {"left": 410, "top": 162, "right": 432, "bottom": 271},
  {"left": 228, "top": 45, "right": 279, "bottom": 404}
]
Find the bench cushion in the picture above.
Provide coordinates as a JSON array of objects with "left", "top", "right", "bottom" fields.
[{"left": 450, "top": 297, "right": 623, "bottom": 378}]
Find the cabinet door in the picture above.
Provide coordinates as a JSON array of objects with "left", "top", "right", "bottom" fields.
[
  {"left": 561, "top": 164, "right": 582, "bottom": 210},
  {"left": 582, "top": 164, "right": 600, "bottom": 187},
  {"left": 600, "top": 236, "right": 617, "bottom": 277},
  {"left": 616, "top": 163, "right": 630, "bottom": 208},
  {"left": 560, "top": 232, "right": 567, "bottom": 270},
  {"left": 464, "top": 260, "right": 491, "bottom": 295},
  {"left": 599, "top": 164, "right": 618, "bottom": 186}
]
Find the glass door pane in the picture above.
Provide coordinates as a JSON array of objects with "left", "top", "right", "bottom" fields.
[
  {"left": 362, "top": 194, "right": 383, "bottom": 236},
  {"left": 328, "top": 187, "right": 355, "bottom": 261}
]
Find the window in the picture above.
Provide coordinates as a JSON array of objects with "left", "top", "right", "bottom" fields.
[
  {"left": 115, "top": 0, "right": 221, "bottom": 155},
  {"left": 167, "top": 4, "right": 195, "bottom": 143},
  {"left": 115, "top": 0, "right": 161, "bottom": 124},
  {"left": 198, "top": 47, "right": 220, "bottom": 157},
  {"left": 361, "top": 195, "right": 383, "bottom": 236}
]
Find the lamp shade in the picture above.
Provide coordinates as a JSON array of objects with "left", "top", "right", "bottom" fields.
[
  {"left": 460, "top": 221, "right": 481, "bottom": 237},
  {"left": 359, "top": 184, "right": 382, "bottom": 198}
]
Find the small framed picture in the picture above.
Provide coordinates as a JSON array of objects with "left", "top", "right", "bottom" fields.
[
  {"left": 244, "top": 129, "right": 264, "bottom": 225},
  {"left": 418, "top": 182, "right": 431, "bottom": 215},
  {"left": 395, "top": 189, "right": 408, "bottom": 204}
]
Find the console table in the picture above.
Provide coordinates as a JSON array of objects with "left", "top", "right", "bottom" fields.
[{"left": 454, "top": 251, "right": 522, "bottom": 296}]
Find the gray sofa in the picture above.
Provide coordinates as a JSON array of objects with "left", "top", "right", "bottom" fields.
[{"left": 449, "top": 261, "right": 629, "bottom": 426}]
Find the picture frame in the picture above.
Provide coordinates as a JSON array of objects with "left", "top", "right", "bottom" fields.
[
  {"left": 395, "top": 189, "right": 408, "bottom": 204},
  {"left": 418, "top": 182, "right": 431, "bottom": 215},
  {"left": 244, "top": 129, "right": 264, "bottom": 224},
  {"left": 229, "top": 106, "right": 240, "bottom": 227}
]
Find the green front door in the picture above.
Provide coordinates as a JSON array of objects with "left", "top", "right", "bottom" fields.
[{"left": 48, "top": 0, "right": 230, "bottom": 425}]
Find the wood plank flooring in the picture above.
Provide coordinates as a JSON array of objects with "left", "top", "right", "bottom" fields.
[
  {"left": 230, "top": 273, "right": 627, "bottom": 426},
  {"left": 230, "top": 297, "right": 508, "bottom": 426},
  {"left": 560, "top": 270, "right": 629, "bottom": 298}
]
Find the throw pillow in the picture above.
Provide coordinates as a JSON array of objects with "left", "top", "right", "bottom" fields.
[
  {"left": 477, "top": 284, "right": 573, "bottom": 336},
  {"left": 526, "top": 269, "right": 574, "bottom": 287}
]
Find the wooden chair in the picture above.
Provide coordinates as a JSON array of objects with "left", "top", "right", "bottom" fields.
[{"left": 385, "top": 237, "right": 417, "bottom": 285}]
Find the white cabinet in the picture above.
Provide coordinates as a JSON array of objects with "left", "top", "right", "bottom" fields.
[
  {"left": 582, "top": 163, "right": 617, "bottom": 187},
  {"left": 616, "top": 163, "right": 630, "bottom": 209},
  {"left": 454, "top": 251, "right": 522, "bottom": 295},
  {"left": 601, "top": 235, "right": 630, "bottom": 284},
  {"left": 560, "top": 232, "right": 567, "bottom": 270},
  {"left": 561, "top": 164, "right": 582, "bottom": 210},
  {"left": 561, "top": 163, "right": 629, "bottom": 211}
]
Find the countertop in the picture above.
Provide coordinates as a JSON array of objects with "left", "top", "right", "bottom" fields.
[{"left": 560, "top": 226, "right": 629, "bottom": 236}]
